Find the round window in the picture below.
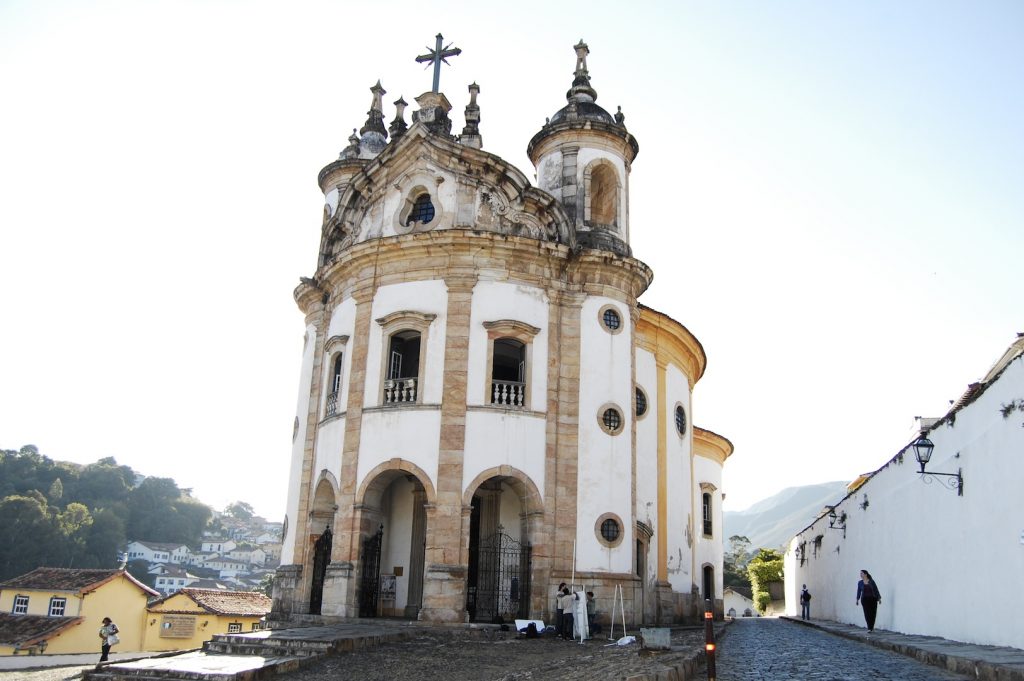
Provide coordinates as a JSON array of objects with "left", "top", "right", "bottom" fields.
[
  {"left": 602, "top": 408, "right": 621, "bottom": 432},
  {"left": 675, "top": 405, "right": 687, "bottom": 436},
  {"left": 601, "top": 518, "right": 620, "bottom": 543},
  {"left": 635, "top": 387, "right": 647, "bottom": 418},
  {"left": 602, "top": 308, "right": 621, "bottom": 331}
]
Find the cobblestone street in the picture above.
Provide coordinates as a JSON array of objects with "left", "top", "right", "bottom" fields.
[{"left": 705, "top": 618, "right": 971, "bottom": 680}]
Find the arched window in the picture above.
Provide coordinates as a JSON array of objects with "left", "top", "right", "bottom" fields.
[
  {"left": 491, "top": 338, "right": 526, "bottom": 407},
  {"left": 326, "top": 353, "right": 343, "bottom": 416},
  {"left": 590, "top": 165, "right": 617, "bottom": 225}
]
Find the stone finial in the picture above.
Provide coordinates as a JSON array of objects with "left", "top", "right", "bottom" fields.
[
  {"left": 389, "top": 96, "right": 409, "bottom": 139},
  {"left": 412, "top": 90, "right": 454, "bottom": 138},
  {"left": 567, "top": 39, "right": 598, "bottom": 104},
  {"left": 340, "top": 129, "right": 360, "bottom": 159},
  {"left": 614, "top": 105, "right": 625, "bottom": 126},
  {"left": 459, "top": 82, "right": 482, "bottom": 149},
  {"left": 359, "top": 81, "right": 388, "bottom": 156},
  {"left": 360, "top": 80, "right": 389, "bottom": 138}
]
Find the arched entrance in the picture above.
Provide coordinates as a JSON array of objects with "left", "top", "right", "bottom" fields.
[
  {"left": 464, "top": 472, "right": 541, "bottom": 623},
  {"left": 308, "top": 477, "right": 337, "bottom": 614},
  {"left": 356, "top": 467, "right": 431, "bottom": 619}
]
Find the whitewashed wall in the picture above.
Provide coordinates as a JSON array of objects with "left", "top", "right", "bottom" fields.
[
  {"left": 365, "top": 280, "right": 448, "bottom": 407},
  {"left": 281, "top": 325, "right": 317, "bottom": 565},
  {"left": 693, "top": 454, "right": 725, "bottom": 599},
  {"left": 463, "top": 411, "right": 545, "bottom": 501},
  {"left": 357, "top": 409, "right": 441, "bottom": 491},
  {"left": 664, "top": 364, "right": 694, "bottom": 593},
  {"left": 576, "top": 296, "right": 633, "bottom": 572},
  {"left": 466, "top": 281, "right": 549, "bottom": 409},
  {"left": 635, "top": 348, "right": 659, "bottom": 586},
  {"left": 785, "top": 352, "right": 1024, "bottom": 649}
]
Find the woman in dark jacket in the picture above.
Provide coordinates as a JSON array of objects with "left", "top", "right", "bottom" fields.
[{"left": 856, "top": 570, "right": 881, "bottom": 632}]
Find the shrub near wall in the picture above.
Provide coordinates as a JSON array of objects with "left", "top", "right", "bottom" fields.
[{"left": 747, "top": 549, "right": 783, "bottom": 614}]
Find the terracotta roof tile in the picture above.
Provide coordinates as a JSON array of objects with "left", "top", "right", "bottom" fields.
[
  {"left": 0, "top": 567, "right": 159, "bottom": 597},
  {"left": 0, "top": 613, "right": 82, "bottom": 646},
  {"left": 150, "top": 589, "right": 271, "bottom": 616}
]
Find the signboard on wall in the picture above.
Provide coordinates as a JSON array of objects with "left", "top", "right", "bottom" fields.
[
  {"left": 380, "top": 574, "right": 397, "bottom": 599},
  {"left": 159, "top": 614, "right": 197, "bottom": 638}
]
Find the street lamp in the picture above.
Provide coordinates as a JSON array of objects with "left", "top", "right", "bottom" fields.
[
  {"left": 827, "top": 508, "right": 846, "bottom": 538},
  {"left": 911, "top": 437, "right": 963, "bottom": 496}
]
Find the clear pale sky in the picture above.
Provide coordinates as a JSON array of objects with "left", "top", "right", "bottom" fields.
[{"left": 1, "top": 1, "right": 1021, "bottom": 520}]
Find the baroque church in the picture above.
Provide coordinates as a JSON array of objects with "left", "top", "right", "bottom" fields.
[{"left": 272, "top": 39, "right": 733, "bottom": 626}]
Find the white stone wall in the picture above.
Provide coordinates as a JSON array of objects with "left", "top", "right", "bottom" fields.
[
  {"left": 466, "top": 281, "right": 549, "bottom": 409},
  {"left": 365, "top": 280, "right": 448, "bottom": 407},
  {"left": 576, "top": 296, "right": 633, "bottom": 572},
  {"left": 357, "top": 409, "right": 442, "bottom": 492},
  {"left": 635, "top": 348, "right": 659, "bottom": 584},
  {"left": 281, "top": 325, "right": 317, "bottom": 565},
  {"left": 463, "top": 411, "right": 546, "bottom": 501},
  {"left": 785, "top": 352, "right": 1024, "bottom": 649},
  {"left": 664, "top": 364, "right": 694, "bottom": 593},
  {"left": 693, "top": 454, "right": 725, "bottom": 599}
]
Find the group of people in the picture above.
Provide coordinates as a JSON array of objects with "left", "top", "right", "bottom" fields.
[
  {"left": 553, "top": 583, "right": 597, "bottom": 640},
  {"left": 798, "top": 569, "right": 882, "bottom": 632}
]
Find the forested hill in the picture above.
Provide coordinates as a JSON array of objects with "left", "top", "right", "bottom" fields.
[{"left": 0, "top": 445, "right": 212, "bottom": 581}]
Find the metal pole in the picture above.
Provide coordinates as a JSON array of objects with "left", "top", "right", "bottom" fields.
[{"left": 705, "top": 598, "right": 717, "bottom": 680}]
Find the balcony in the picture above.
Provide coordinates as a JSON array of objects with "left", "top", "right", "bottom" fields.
[
  {"left": 326, "top": 391, "right": 340, "bottom": 416},
  {"left": 491, "top": 380, "right": 526, "bottom": 408},
  {"left": 384, "top": 378, "right": 418, "bottom": 404}
]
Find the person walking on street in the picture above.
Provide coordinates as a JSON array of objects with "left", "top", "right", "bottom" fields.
[
  {"left": 856, "top": 570, "right": 881, "bottom": 632},
  {"left": 799, "top": 584, "right": 812, "bottom": 620},
  {"left": 98, "top": 617, "right": 119, "bottom": 663}
]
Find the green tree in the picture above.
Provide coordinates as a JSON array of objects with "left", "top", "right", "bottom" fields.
[
  {"left": 125, "top": 559, "right": 156, "bottom": 589},
  {"left": 724, "top": 535, "right": 752, "bottom": 589},
  {"left": 747, "top": 548, "right": 784, "bottom": 614},
  {"left": 0, "top": 495, "right": 61, "bottom": 579},
  {"left": 224, "top": 501, "right": 255, "bottom": 520},
  {"left": 56, "top": 502, "right": 94, "bottom": 567},
  {"left": 83, "top": 507, "right": 127, "bottom": 568},
  {"left": 48, "top": 477, "right": 64, "bottom": 503}
]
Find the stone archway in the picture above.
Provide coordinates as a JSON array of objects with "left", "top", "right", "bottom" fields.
[
  {"left": 354, "top": 460, "right": 435, "bottom": 619},
  {"left": 462, "top": 467, "right": 544, "bottom": 623},
  {"left": 308, "top": 476, "right": 337, "bottom": 614}
]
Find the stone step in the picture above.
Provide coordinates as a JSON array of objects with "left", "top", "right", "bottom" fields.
[{"left": 82, "top": 651, "right": 306, "bottom": 681}]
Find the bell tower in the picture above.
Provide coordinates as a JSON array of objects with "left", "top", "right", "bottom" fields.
[{"left": 527, "top": 40, "right": 639, "bottom": 256}]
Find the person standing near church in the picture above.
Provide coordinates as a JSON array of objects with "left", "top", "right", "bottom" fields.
[
  {"left": 554, "top": 582, "right": 566, "bottom": 637},
  {"left": 799, "top": 584, "right": 811, "bottom": 620},
  {"left": 559, "top": 587, "right": 577, "bottom": 640},
  {"left": 98, "top": 617, "right": 119, "bottom": 663},
  {"left": 856, "top": 570, "right": 881, "bottom": 632}
]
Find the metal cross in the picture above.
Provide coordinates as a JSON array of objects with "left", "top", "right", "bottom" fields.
[{"left": 415, "top": 33, "right": 461, "bottom": 93}]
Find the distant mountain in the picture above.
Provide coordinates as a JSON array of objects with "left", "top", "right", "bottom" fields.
[{"left": 724, "top": 481, "right": 851, "bottom": 552}]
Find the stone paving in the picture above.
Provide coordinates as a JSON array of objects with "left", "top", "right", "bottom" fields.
[{"left": 703, "top": 618, "right": 971, "bottom": 680}]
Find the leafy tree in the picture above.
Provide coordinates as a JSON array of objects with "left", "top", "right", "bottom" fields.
[
  {"left": 83, "top": 507, "right": 127, "bottom": 568},
  {"left": 724, "top": 535, "right": 753, "bottom": 589},
  {"left": 747, "top": 548, "right": 784, "bottom": 614},
  {"left": 256, "top": 573, "right": 274, "bottom": 597},
  {"left": 75, "top": 458, "right": 133, "bottom": 509},
  {"left": 0, "top": 495, "right": 61, "bottom": 578},
  {"left": 125, "top": 559, "right": 156, "bottom": 589},
  {"left": 224, "top": 501, "right": 255, "bottom": 520},
  {"left": 55, "top": 502, "right": 94, "bottom": 568},
  {"left": 48, "top": 477, "right": 64, "bottom": 503}
]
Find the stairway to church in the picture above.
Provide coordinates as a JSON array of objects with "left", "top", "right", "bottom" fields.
[{"left": 83, "top": 625, "right": 417, "bottom": 681}]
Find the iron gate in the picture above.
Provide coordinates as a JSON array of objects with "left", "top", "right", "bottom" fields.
[
  {"left": 309, "top": 527, "right": 332, "bottom": 615},
  {"left": 358, "top": 525, "right": 384, "bottom": 617},
  {"left": 468, "top": 529, "right": 531, "bottom": 622}
]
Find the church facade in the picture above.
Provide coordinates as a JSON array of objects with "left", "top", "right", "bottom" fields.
[{"left": 272, "top": 41, "right": 733, "bottom": 626}]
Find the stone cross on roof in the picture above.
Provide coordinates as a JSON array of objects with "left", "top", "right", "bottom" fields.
[{"left": 415, "top": 33, "right": 461, "bottom": 93}]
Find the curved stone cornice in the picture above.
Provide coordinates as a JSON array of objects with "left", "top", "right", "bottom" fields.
[
  {"left": 527, "top": 120, "right": 639, "bottom": 166},
  {"left": 482, "top": 319, "right": 542, "bottom": 339},
  {"left": 317, "top": 157, "right": 370, "bottom": 194},
  {"left": 635, "top": 304, "right": 707, "bottom": 385},
  {"left": 694, "top": 427, "right": 734, "bottom": 465}
]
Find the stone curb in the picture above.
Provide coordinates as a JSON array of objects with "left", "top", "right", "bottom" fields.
[{"left": 781, "top": 616, "right": 1024, "bottom": 681}]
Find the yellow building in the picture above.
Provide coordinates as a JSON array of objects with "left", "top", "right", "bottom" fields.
[
  {"left": 143, "top": 589, "right": 271, "bottom": 651},
  {"left": 0, "top": 567, "right": 158, "bottom": 655}
]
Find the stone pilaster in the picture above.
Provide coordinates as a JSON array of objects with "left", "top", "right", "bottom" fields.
[
  {"left": 419, "top": 274, "right": 476, "bottom": 622},
  {"left": 560, "top": 146, "right": 579, "bottom": 226},
  {"left": 544, "top": 290, "right": 583, "bottom": 612}
]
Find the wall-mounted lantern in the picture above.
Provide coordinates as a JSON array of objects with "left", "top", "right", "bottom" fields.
[
  {"left": 827, "top": 508, "right": 847, "bottom": 538},
  {"left": 911, "top": 437, "right": 963, "bottom": 496}
]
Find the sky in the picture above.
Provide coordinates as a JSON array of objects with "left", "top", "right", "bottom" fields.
[{"left": 1, "top": 1, "right": 1021, "bottom": 520}]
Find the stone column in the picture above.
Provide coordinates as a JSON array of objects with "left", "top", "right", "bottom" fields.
[
  {"left": 419, "top": 274, "right": 476, "bottom": 623},
  {"left": 560, "top": 146, "right": 580, "bottom": 227}
]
